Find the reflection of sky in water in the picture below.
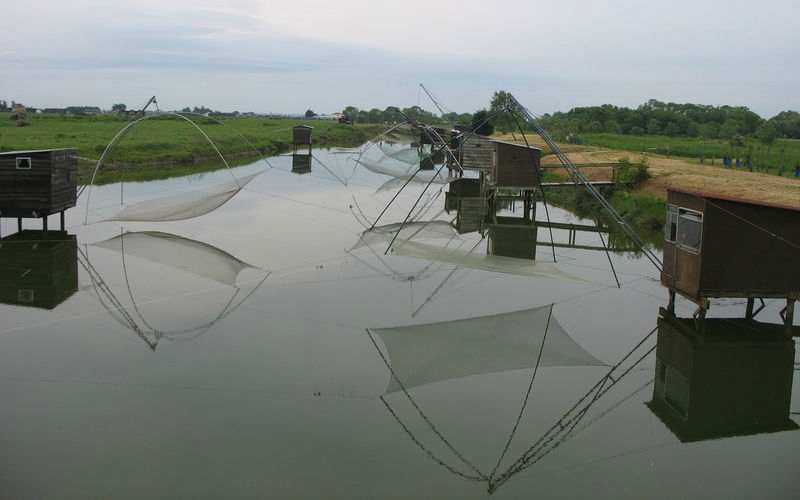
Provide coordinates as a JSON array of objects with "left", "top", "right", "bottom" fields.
[{"left": 1, "top": 147, "right": 798, "bottom": 499}]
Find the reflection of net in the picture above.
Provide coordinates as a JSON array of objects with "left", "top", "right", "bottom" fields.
[
  {"left": 81, "top": 232, "right": 268, "bottom": 349},
  {"left": 93, "top": 231, "right": 258, "bottom": 287},
  {"left": 351, "top": 221, "right": 459, "bottom": 251},
  {"left": 355, "top": 221, "right": 590, "bottom": 282},
  {"left": 370, "top": 305, "right": 603, "bottom": 394},
  {"left": 392, "top": 239, "right": 589, "bottom": 282},
  {"left": 105, "top": 171, "right": 262, "bottom": 222}
]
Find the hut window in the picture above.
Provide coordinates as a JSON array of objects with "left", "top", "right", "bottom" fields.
[
  {"left": 665, "top": 205, "right": 678, "bottom": 242},
  {"left": 16, "top": 157, "right": 32, "bottom": 170},
  {"left": 17, "top": 289, "right": 35, "bottom": 303},
  {"left": 676, "top": 209, "right": 703, "bottom": 253}
]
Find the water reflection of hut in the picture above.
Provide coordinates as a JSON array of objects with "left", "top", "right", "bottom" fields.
[
  {"left": 487, "top": 216, "right": 538, "bottom": 260},
  {"left": 292, "top": 125, "right": 313, "bottom": 153},
  {"left": 647, "top": 309, "right": 798, "bottom": 442},
  {"left": 445, "top": 178, "right": 486, "bottom": 234},
  {"left": 661, "top": 189, "right": 799, "bottom": 329},
  {"left": 291, "top": 154, "right": 312, "bottom": 174},
  {"left": 0, "top": 230, "right": 78, "bottom": 309},
  {"left": 0, "top": 149, "right": 77, "bottom": 232}
]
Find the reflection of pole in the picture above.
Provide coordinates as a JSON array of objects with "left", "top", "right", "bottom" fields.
[{"left": 490, "top": 325, "right": 657, "bottom": 491}]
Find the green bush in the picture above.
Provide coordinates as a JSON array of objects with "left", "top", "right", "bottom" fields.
[{"left": 612, "top": 156, "right": 650, "bottom": 189}]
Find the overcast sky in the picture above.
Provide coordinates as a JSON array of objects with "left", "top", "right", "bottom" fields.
[{"left": 4, "top": 0, "right": 798, "bottom": 118}]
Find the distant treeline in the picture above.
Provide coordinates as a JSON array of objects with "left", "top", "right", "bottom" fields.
[
  {"left": 341, "top": 105, "right": 473, "bottom": 127},
  {"left": 342, "top": 98, "right": 800, "bottom": 145},
  {"left": 537, "top": 99, "right": 800, "bottom": 141}
]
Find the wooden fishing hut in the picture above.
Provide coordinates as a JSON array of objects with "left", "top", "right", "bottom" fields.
[
  {"left": 647, "top": 309, "right": 797, "bottom": 442},
  {"left": 292, "top": 125, "right": 313, "bottom": 153},
  {"left": 459, "top": 134, "right": 494, "bottom": 171},
  {"left": 0, "top": 149, "right": 77, "bottom": 234},
  {"left": 489, "top": 141, "right": 542, "bottom": 188},
  {"left": 485, "top": 141, "right": 542, "bottom": 221},
  {"left": 0, "top": 230, "right": 79, "bottom": 309},
  {"left": 661, "top": 189, "right": 799, "bottom": 332},
  {"left": 418, "top": 126, "right": 448, "bottom": 146}
]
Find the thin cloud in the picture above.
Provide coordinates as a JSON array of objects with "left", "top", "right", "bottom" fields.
[{"left": 3, "top": 0, "right": 797, "bottom": 117}]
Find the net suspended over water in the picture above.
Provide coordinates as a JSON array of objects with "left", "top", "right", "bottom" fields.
[
  {"left": 355, "top": 155, "right": 454, "bottom": 185},
  {"left": 92, "top": 231, "right": 261, "bottom": 287},
  {"left": 355, "top": 123, "right": 457, "bottom": 186},
  {"left": 354, "top": 223, "right": 591, "bottom": 283},
  {"left": 104, "top": 171, "right": 262, "bottom": 222},
  {"left": 369, "top": 304, "right": 604, "bottom": 394}
]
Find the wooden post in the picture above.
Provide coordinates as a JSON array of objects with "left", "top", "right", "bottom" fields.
[
  {"left": 667, "top": 290, "right": 676, "bottom": 314},
  {"left": 781, "top": 299, "right": 795, "bottom": 336}
]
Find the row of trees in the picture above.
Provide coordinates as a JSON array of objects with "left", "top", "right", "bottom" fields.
[
  {"left": 342, "top": 93, "right": 799, "bottom": 147},
  {"left": 536, "top": 99, "right": 800, "bottom": 141},
  {"left": 339, "top": 105, "right": 473, "bottom": 127}
]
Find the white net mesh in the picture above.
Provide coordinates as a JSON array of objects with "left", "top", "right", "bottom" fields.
[
  {"left": 105, "top": 171, "right": 262, "bottom": 222},
  {"left": 370, "top": 304, "right": 604, "bottom": 394},
  {"left": 92, "top": 231, "right": 260, "bottom": 287}
]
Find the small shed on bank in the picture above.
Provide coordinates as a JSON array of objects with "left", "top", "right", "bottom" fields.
[
  {"left": 490, "top": 141, "right": 542, "bottom": 188},
  {"left": 661, "top": 189, "right": 799, "bottom": 328},
  {"left": 418, "top": 126, "right": 448, "bottom": 146},
  {"left": 0, "top": 149, "right": 77, "bottom": 231},
  {"left": 459, "top": 134, "right": 494, "bottom": 170},
  {"left": 292, "top": 125, "right": 313, "bottom": 153}
]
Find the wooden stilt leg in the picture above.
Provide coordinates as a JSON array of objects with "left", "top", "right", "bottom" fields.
[{"left": 781, "top": 299, "right": 795, "bottom": 336}]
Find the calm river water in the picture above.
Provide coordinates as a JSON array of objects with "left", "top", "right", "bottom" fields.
[{"left": 1, "top": 147, "right": 797, "bottom": 499}]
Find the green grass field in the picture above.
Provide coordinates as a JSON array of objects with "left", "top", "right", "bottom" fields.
[
  {"left": 580, "top": 133, "right": 800, "bottom": 175},
  {"left": 0, "top": 112, "right": 379, "bottom": 184}
]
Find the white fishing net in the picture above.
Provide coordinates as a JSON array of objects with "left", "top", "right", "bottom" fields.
[
  {"left": 370, "top": 304, "right": 604, "bottom": 394},
  {"left": 377, "top": 145, "right": 423, "bottom": 164},
  {"left": 355, "top": 156, "right": 454, "bottom": 185},
  {"left": 105, "top": 171, "right": 262, "bottom": 222}
]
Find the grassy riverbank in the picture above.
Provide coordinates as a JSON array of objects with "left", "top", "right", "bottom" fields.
[
  {"left": 580, "top": 133, "right": 800, "bottom": 175},
  {"left": 494, "top": 130, "right": 800, "bottom": 248},
  {"left": 0, "top": 112, "right": 381, "bottom": 184}
]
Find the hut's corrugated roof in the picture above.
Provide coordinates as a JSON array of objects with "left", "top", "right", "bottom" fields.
[{"left": 668, "top": 188, "right": 800, "bottom": 213}]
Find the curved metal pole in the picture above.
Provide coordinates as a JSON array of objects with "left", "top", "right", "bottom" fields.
[{"left": 83, "top": 112, "right": 239, "bottom": 224}]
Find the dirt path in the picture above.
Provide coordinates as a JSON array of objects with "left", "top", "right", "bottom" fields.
[{"left": 492, "top": 133, "right": 800, "bottom": 208}]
